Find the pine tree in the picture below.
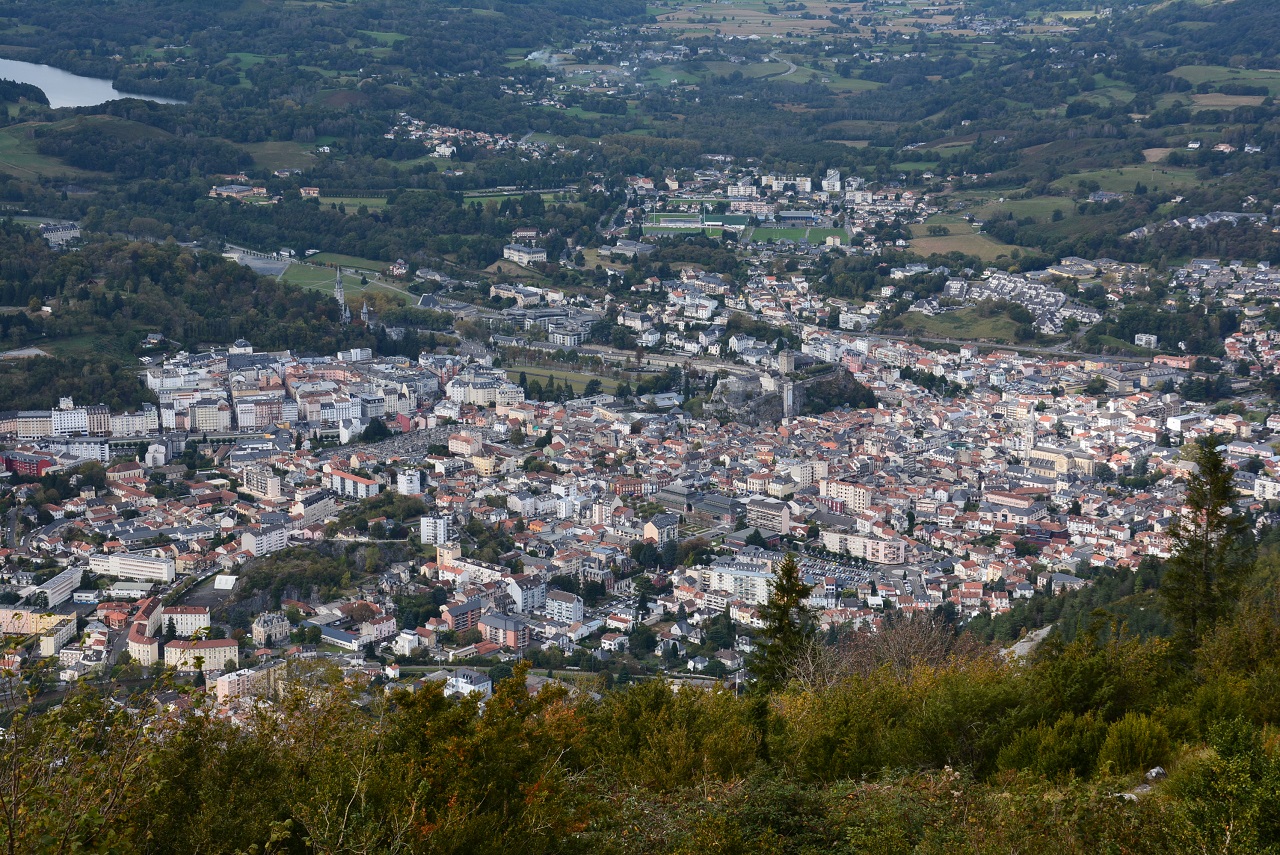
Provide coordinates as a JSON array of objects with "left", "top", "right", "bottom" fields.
[
  {"left": 751, "top": 552, "right": 814, "bottom": 692},
  {"left": 1161, "top": 439, "right": 1254, "bottom": 648}
]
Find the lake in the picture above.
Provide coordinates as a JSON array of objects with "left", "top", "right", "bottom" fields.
[{"left": 0, "top": 57, "right": 185, "bottom": 108}]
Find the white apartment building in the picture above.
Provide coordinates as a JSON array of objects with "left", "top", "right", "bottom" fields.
[
  {"left": 419, "top": 515, "right": 452, "bottom": 545},
  {"left": 544, "top": 590, "right": 584, "bottom": 624},
  {"left": 331, "top": 470, "right": 382, "bottom": 499},
  {"left": 51, "top": 407, "right": 89, "bottom": 436},
  {"left": 88, "top": 553, "right": 176, "bottom": 584},
  {"left": 164, "top": 638, "right": 239, "bottom": 673},
  {"left": 215, "top": 660, "right": 285, "bottom": 702},
  {"left": 188, "top": 400, "right": 233, "bottom": 432},
  {"left": 820, "top": 531, "right": 906, "bottom": 565},
  {"left": 159, "top": 605, "right": 211, "bottom": 638},
  {"left": 397, "top": 468, "right": 425, "bottom": 495},
  {"left": 505, "top": 574, "right": 546, "bottom": 614},
  {"left": 503, "top": 243, "right": 547, "bottom": 265},
  {"left": 445, "top": 368, "right": 525, "bottom": 407},
  {"left": 242, "top": 526, "right": 288, "bottom": 557},
  {"left": 127, "top": 624, "right": 159, "bottom": 666},
  {"left": 242, "top": 465, "right": 282, "bottom": 499},
  {"left": 821, "top": 480, "right": 871, "bottom": 513},
  {"left": 700, "top": 565, "right": 774, "bottom": 605},
  {"left": 110, "top": 407, "right": 160, "bottom": 435}
]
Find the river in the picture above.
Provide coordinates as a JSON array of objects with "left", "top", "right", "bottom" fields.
[{"left": 0, "top": 57, "right": 184, "bottom": 108}]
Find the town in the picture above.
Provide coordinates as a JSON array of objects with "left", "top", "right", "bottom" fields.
[{"left": 3, "top": 218, "right": 1275, "bottom": 714}]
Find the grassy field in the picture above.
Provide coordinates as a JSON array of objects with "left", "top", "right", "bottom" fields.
[
  {"left": 243, "top": 141, "right": 314, "bottom": 171},
  {"left": 1170, "top": 65, "right": 1280, "bottom": 96},
  {"left": 306, "top": 252, "right": 387, "bottom": 272},
  {"left": 463, "top": 191, "right": 566, "bottom": 203},
  {"left": 909, "top": 230, "right": 1022, "bottom": 263},
  {"left": 642, "top": 225, "right": 722, "bottom": 237},
  {"left": 749, "top": 226, "right": 847, "bottom": 243},
  {"left": 823, "top": 76, "right": 881, "bottom": 92},
  {"left": 893, "top": 160, "right": 940, "bottom": 172},
  {"left": 280, "top": 263, "right": 410, "bottom": 304},
  {"left": 44, "top": 332, "right": 139, "bottom": 360},
  {"left": 0, "top": 123, "right": 95, "bottom": 178},
  {"left": 504, "top": 365, "right": 624, "bottom": 395},
  {"left": 279, "top": 264, "right": 365, "bottom": 290},
  {"left": 897, "top": 308, "right": 1022, "bottom": 342},
  {"left": 961, "top": 195, "right": 1074, "bottom": 223},
  {"left": 318, "top": 196, "right": 389, "bottom": 210},
  {"left": 1192, "top": 93, "right": 1266, "bottom": 108},
  {"left": 643, "top": 65, "right": 701, "bottom": 86},
  {"left": 1052, "top": 164, "right": 1203, "bottom": 195},
  {"left": 753, "top": 227, "right": 814, "bottom": 242}
]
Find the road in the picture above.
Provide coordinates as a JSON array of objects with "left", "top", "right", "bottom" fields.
[
  {"left": 764, "top": 51, "right": 798, "bottom": 79},
  {"left": 861, "top": 331, "right": 1155, "bottom": 364},
  {"left": 21, "top": 517, "right": 71, "bottom": 550},
  {"left": 1004, "top": 624, "right": 1054, "bottom": 660}
]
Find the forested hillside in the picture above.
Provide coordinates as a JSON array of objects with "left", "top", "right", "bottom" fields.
[{"left": 0, "top": 224, "right": 451, "bottom": 409}]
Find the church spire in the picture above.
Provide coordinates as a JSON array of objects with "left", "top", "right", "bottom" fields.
[{"left": 334, "top": 267, "right": 351, "bottom": 323}]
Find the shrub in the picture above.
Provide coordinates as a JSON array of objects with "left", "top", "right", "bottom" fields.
[{"left": 1098, "top": 712, "right": 1169, "bottom": 774}]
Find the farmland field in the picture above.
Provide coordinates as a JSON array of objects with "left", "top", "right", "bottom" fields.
[{"left": 1170, "top": 65, "right": 1280, "bottom": 96}]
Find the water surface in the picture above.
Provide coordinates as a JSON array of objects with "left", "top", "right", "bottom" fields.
[{"left": 0, "top": 57, "right": 185, "bottom": 108}]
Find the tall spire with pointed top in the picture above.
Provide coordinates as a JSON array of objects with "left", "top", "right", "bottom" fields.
[{"left": 334, "top": 267, "right": 351, "bottom": 323}]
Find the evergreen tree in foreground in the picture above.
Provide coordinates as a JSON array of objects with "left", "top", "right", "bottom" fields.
[
  {"left": 751, "top": 552, "right": 814, "bottom": 692},
  {"left": 1161, "top": 438, "right": 1255, "bottom": 649}
]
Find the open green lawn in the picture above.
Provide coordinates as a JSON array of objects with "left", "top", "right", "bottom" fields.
[
  {"left": 0, "top": 123, "right": 107, "bottom": 178},
  {"left": 280, "top": 263, "right": 409, "bottom": 304},
  {"left": 504, "top": 365, "right": 622, "bottom": 395},
  {"left": 909, "top": 230, "right": 1023, "bottom": 263},
  {"left": 318, "top": 196, "right": 389, "bottom": 210},
  {"left": 962, "top": 195, "right": 1075, "bottom": 222},
  {"left": 893, "top": 160, "right": 939, "bottom": 172},
  {"left": 754, "top": 227, "right": 810, "bottom": 241},
  {"left": 242, "top": 140, "right": 314, "bottom": 171},
  {"left": 360, "top": 30, "right": 407, "bottom": 44},
  {"left": 463, "top": 191, "right": 566, "bottom": 203},
  {"left": 896, "top": 308, "right": 1023, "bottom": 342},
  {"left": 823, "top": 76, "right": 881, "bottom": 92},
  {"left": 643, "top": 65, "right": 701, "bottom": 86},
  {"left": 700, "top": 61, "right": 782, "bottom": 79},
  {"left": 226, "top": 52, "right": 276, "bottom": 67},
  {"left": 754, "top": 227, "right": 840, "bottom": 243},
  {"left": 280, "top": 264, "right": 364, "bottom": 290},
  {"left": 306, "top": 252, "right": 387, "bottom": 271},
  {"left": 1170, "top": 65, "right": 1280, "bottom": 96},
  {"left": 1052, "top": 164, "right": 1203, "bottom": 195}
]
